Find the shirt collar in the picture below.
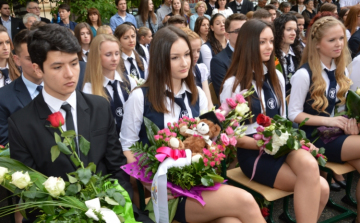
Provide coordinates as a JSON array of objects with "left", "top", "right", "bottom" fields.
[
  {"left": 262, "top": 63, "right": 268, "bottom": 75},
  {"left": 103, "top": 70, "right": 124, "bottom": 87},
  {"left": 165, "top": 82, "right": 191, "bottom": 97},
  {"left": 82, "top": 49, "right": 89, "bottom": 55},
  {"left": 43, "top": 89, "right": 77, "bottom": 112},
  {"left": 116, "top": 12, "right": 129, "bottom": 18},
  {"left": 122, "top": 51, "right": 135, "bottom": 60},
  {"left": 228, "top": 43, "right": 234, "bottom": 52},
  {"left": 320, "top": 59, "right": 336, "bottom": 72},
  {"left": 22, "top": 74, "right": 43, "bottom": 95},
  {"left": 1, "top": 16, "right": 11, "bottom": 22},
  {"left": 281, "top": 46, "right": 295, "bottom": 57}
]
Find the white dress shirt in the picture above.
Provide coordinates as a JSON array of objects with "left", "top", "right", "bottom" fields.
[
  {"left": 288, "top": 60, "right": 349, "bottom": 122},
  {"left": 194, "top": 63, "right": 210, "bottom": 83},
  {"left": 0, "top": 64, "right": 9, "bottom": 88},
  {"left": 220, "top": 64, "right": 286, "bottom": 135},
  {"left": 82, "top": 49, "right": 89, "bottom": 62},
  {"left": 348, "top": 55, "right": 360, "bottom": 91},
  {"left": 83, "top": 70, "right": 137, "bottom": 103},
  {"left": 212, "top": 8, "right": 234, "bottom": 18},
  {"left": 122, "top": 52, "right": 149, "bottom": 80},
  {"left": 22, "top": 74, "right": 43, "bottom": 99},
  {"left": 200, "top": 44, "right": 213, "bottom": 72},
  {"left": 120, "top": 83, "right": 208, "bottom": 151},
  {"left": 139, "top": 44, "right": 150, "bottom": 63}
]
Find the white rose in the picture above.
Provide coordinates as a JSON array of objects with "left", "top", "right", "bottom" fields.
[
  {"left": 235, "top": 103, "right": 250, "bottom": 116},
  {"left": 264, "top": 131, "right": 290, "bottom": 155},
  {"left": 0, "top": 167, "right": 9, "bottom": 184},
  {"left": 191, "top": 154, "right": 203, "bottom": 163},
  {"left": 43, "top": 176, "right": 66, "bottom": 198},
  {"left": 356, "top": 88, "right": 360, "bottom": 96},
  {"left": 11, "top": 171, "right": 31, "bottom": 189}
]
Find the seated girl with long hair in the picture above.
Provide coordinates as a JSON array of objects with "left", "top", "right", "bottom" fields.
[{"left": 120, "top": 26, "right": 266, "bottom": 223}]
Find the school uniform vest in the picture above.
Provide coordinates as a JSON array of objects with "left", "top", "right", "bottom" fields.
[
  {"left": 194, "top": 65, "right": 203, "bottom": 89},
  {"left": 138, "top": 87, "right": 200, "bottom": 145}
]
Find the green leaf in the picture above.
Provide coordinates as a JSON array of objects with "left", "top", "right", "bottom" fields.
[
  {"left": 207, "top": 173, "right": 224, "bottom": 183},
  {"left": 201, "top": 175, "right": 214, "bottom": 186},
  {"left": 54, "top": 132, "right": 62, "bottom": 143},
  {"left": 23, "top": 185, "right": 37, "bottom": 199},
  {"left": 79, "top": 136, "right": 91, "bottom": 156},
  {"left": 86, "top": 162, "right": 97, "bottom": 173},
  {"left": 61, "top": 130, "right": 76, "bottom": 138},
  {"left": 263, "top": 131, "right": 273, "bottom": 137},
  {"left": 265, "top": 142, "right": 273, "bottom": 151},
  {"left": 286, "top": 121, "right": 293, "bottom": 128},
  {"left": 311, "top": 150, "right": 317, "bottom": 156},
  {"left": 50, "top": 145, "right": 60, "bottom": 162},
  {"left": 299, "top": 130, "right": 306, "bottom": 140},
  {"left": 318, "top": 147, "right": 325, "bottom": 154},
  {"left": 0, "top": 148, "right": 9, "bottom": 157},
  {"left": 275, "top": 130, "right": 281, "bottom": 136},
  {"left": 287, "top": 138, "right": 294, "bottom": 149},
  {"left": 106, "top": 188, "right": 116, "bottom": 197},
  {"left": 67, "top": 174, "right": 78, "bottom": 183},
  {"left": 144, "top": 117, "right": 160, "bottom": 145},
  {"left": 70, "top": 154, "right": 80, "bottom": 167},
  {"left": 42, "top": 196, "right": 55, "bottom": 215},
  {"left": 65, "top": 184, "right": 79, "bottom": 196},
  {"left": 57, "top": 142, "right": 72, "bottom": 155},
  {"left": 318, "top": 157, "right": 326, "bottom": 167},
  {"left": 76, "top": 168, "right": 92, "bottom": 185},
  {"left": 104, "top": 196, "right": 119, "bottom": 205},
  {"left": 113, "top": 192, "right": 125, "bottom": 206},
  {"left": 311, "top": 129, "right": 319, "bottom": 138},
  {"left": 299, "top": 118, "right": 309, "bottom": 128}
]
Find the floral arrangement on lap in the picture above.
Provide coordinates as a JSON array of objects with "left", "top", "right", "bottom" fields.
[{"left": 0, "top": 112, "right": 137, "bottom": 223}]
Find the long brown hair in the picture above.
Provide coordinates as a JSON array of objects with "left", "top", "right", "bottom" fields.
[
  {"left": 171, "top": 0, "right": 185, "bottom": 17},
  {"left": 87, "top": 8, "right": 102, "bottom": 27},
  {"left": 344, "top": 5, "right": 360, "bottom": 35},
  {"left": 143, "top": 26, "right": 198, "bottom": 113},
  {"left": 74, "top": 22, "right": 93, "bottom": 60},
  {"left": 138, "top": 0, "right": 157, "bottom": 25},
  {"left": 208, "top": 13, "right": 225, "bottom": 55},
  {"left": 221, "top": 19, "right": 284, "bottom": 116},
  {"left": 0, "top": 25, "right": 20, "bottom": 81}
]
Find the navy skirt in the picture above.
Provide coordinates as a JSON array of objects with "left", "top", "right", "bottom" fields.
[{"left": 173, "top": 196, "right": 187, "bottom": 223}]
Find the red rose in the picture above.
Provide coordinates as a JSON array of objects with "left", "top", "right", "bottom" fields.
[
  {"left": 0, "top": 145, "right": 4, "bottom": 149},
  {"left": 261, "top": 207, "right": 269, "bottom": 217},
  {"left": 256, "top": 114, "right": 271, "bottom": 127},
  {"left": 47, "top": 112, "right": 65, "bottom": 128}
]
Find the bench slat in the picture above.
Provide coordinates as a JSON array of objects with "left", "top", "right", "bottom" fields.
[{"left": 324, "top": 162, "right": 355, "bottom": 175}]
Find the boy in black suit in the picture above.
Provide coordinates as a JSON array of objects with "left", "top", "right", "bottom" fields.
[{"left": 8, "top": 24, "right": 152, "bottom": 223}]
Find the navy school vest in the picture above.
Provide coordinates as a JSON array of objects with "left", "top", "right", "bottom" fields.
[
  {"left": 138, "top": 87, "right": 200, "bottom": 145},
  {"left": 194, "top": 65, "right": 203, "bottom": 89}
]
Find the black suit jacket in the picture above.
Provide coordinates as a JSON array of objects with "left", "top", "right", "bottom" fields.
[
  {"left": 0, "top": 77, "right": 32, "bottom": 145},
  {"left": 0, "top": 16, "right": 24, "bottom": 40},
  {"left": 228, "top": 0, "right": 254, "bottom": 15},
  {"left": 210, "top": 44, "right": 233, "bottom": 98},
  {"left": 40, "top": 17, "right": 51, "bottom": 23},
  {"left": 76, "top": 60, "right": 86, "bottom": 91},
  {"left": 205, "top": 1, "right": 219, "bottom": 16},
  {"left": 348, "top": 29, "right": 360, "bottom": 59}
]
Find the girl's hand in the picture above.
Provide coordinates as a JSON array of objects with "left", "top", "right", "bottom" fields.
[
  {"left": 300, "top": 140, "right": 319, "bottom": 153},
  {"left": 327, "top": 116, "right": 348, "bottom": 130},
  {"left": 344, "top": 118, "right": 360, "bottom": 135}
]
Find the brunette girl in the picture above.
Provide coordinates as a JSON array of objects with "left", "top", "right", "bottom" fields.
[
  {"left": 87, "top": 8, "right": 102, "bottom": 37},
  {"left": 344, "top": 5, "right": 360, "bottom": 40},
  {"left": 194, "top": 16, "right": 210, "bottom": 44},
  {"left": 74, "top": 23, "right": 93, "bottom": 62},
  {"left": 135, "top": 0, "right": 158, "bottom": 34},
  {"left": 212, "top": 0, "right": 233, "bottom": 18}
]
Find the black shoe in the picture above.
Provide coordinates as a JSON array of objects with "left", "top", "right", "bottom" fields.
[
  {"left": 333, "top": 178, "right": 347, "bottom": 189},
  {"left": 330, "top": 182, "right": 341, "bottom": 191}
]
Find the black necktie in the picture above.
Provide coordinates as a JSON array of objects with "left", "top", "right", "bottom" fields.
[
  {"left": 285, "top": 55, "right": 294, "bottom": 76},
  {"left": 263, "top": 74, "right": 278, "bottom": 118},
  {"left": 85, "top": 52, "right": 89, "bottom": 57},
  {"left": 36, "top": 85, "right": 43, "bottom": 93},
  {"left": 324, "top": 69, "right": 337, "bottom": 108},
  {"left": 167, "top": 91, "right": 189, "bottom": 119},
  {"left": 2, "top": 69, "right": 10, "bottom": 85},
  {"left": 108, "top": 80, "right": 124, "bottom": 134},
  {"left": 61, "top": 104, "right": 75, "bottom": 132},
  {"left": 127, "top": 57, "right": 140, "bottom": 79}
]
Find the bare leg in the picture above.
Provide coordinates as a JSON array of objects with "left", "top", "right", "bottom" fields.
[
  {"left": 273, "top": 149, "right": 329, "bottom": 222},
  {"left": 185, "top": 185, "right": 265, "bottom": 223},
  {"left": 211, "top": 217, "right": 242, "bottom": 223}
]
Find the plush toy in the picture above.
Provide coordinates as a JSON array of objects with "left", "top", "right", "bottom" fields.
[{"left": 168, "top": 137, "right": 185, "bottom": 150}]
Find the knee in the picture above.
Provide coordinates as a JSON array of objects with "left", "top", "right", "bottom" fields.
[
  {"left": 234, "top": 190, "right": 261, "bottom": 216},
  {"left": 296, "top": 153, "right": 320, "bottom": 177},
  {"left": 320, "top": 177, "right": 330, "bottom": 202}
]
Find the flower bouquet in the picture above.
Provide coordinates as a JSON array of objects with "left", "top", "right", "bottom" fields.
[
  {"left": 251, "top": 114, "right": 327, "bottom": 180},
  {"left": 0, "top": 112, "right": 138, "bottom": 223},
  {"left": 0, "top": 143, "right": 9, "bottom": 157},
  {"left": 346, "top": 88, "right": 360, "bottom": 122}
]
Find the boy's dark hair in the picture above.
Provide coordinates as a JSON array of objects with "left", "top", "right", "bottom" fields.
[
  {"left": 58, "top": 3, "right": 70, "bottom": 12},
  {"left": 225, "top": 13, "right": 247, "bottom": 32},
  {"left": 253, "top": 9, "right": 272, "bottom": 19},
  {"left": 0, "top": 1, "right": 8, "bottom": 9},
  {"left": 264, "top": 4, "right": 276, "bottom": 11},
  {"left": 115, "top": 0, "right": 125, "bottom": 6},
  {"left": 13, "top": 29, "right": 29, "bottom": 55},
  {"left": 27, "top": 24, "right": 81, "bottom": 71},
  {"left": 167, "top": 15, "right": 187, "bottom": 26}
]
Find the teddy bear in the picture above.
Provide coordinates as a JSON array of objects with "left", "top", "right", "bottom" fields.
[
  {"left": 167, "top": 137, "right": 185, "bottom": 150},
  {"left": 179, "top": 119, "right": 221, "bottom": 154}
]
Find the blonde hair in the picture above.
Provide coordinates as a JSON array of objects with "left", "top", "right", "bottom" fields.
[
  {"left": 301, "top": 16, "right": 352, "bottom": 114},
  {"left": 83, "top": 34, "right": 128, "bottom": 101},
  {"left": 180, "top": 27, "right": 200, "bottom": 41},
  {"left": 97, "top": 25, "right": 112, "bottom": 35},
  {"left": 194, "top": 1, "right": 207, "bottom": 12}
]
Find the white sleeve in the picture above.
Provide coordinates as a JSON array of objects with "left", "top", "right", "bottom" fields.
[
  {"left": 288, "top": 68, "right": 310, "bottom": 122},
  {"left": 197, "top": 63, "right": 210, "bottom": 83},
  {"left": 275, "top": 70, "right": 287, "bottom": 118},
  {"left": 212, "top": 9, "right": 218, "bottom": 16},
  {"left": 348, "top": 56, "right": 360, "bottom": 91},
  {"left": 82, "top": 83, "right": 92, "bottom": 94},
  {"left": 120, "top": 88, "right": 145, "bottom": 151},
  {"left": 200, "top": 44, "right": 213, "bottom": 72},
  {"left": 197, "top": 86, "right": 209, "bottom": 113},
  {"left": 346, "top": 29, "right": 351, "bottom": 41},
  {"left": 219, "top": 77, "right": 238, "bottom": 103},
  {"left": 143, "top": 58, "right": 149, "bottom": 80}
]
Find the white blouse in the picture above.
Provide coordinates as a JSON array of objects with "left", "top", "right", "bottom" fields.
[
  {"left": 194, "top": 63, "right": 210, "bottom": 83},
  {"left": 120, "top": 82, "right": 209, "bottom": 151},
  {"left": 348, "top": 55, "right": 360, "bottom": 91},
  {"left": 122, "top": 52, "right": 149, "bottom": 80},
  {"left": 220, "top": 64, "right": 286, "bottom": 135},
  {"left": 288, "top": 60, "right": 349, "bottom": 122},
  {"left": 212, "top": 8, "right": 233, "bottom": 18}
]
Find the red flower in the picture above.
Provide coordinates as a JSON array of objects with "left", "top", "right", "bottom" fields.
[
  {"left": 256, "top": 114, "right": 271, "bottom": 127},
  {"left": 0, "top": 145, "right": 4, "bottom": 149},
  {"left": 261, "top": 207, "right": 269, "bottom": 217},
  {"left": 47, "top": 112, "right": 65, "bottom": 128}
]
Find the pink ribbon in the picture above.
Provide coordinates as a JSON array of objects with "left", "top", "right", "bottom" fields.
[
  {"left": 155, "top": 147, "right": 186, "bottom": 162},
  {"left": 250, "top": 146, "right": 264, "bottom": 181}
]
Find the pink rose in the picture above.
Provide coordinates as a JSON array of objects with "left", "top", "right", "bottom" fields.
[
  {"left": 171, "top": 132, "right": 177, "bottom": 137},
  {"left": 154, "top": 135, "right": 160, "bottom": 141},
  {"left": 225, "top": 126, "right": 234, "bottom": 135},
  {"left": 232, "top": 119, "right": 239, "bottom": 127},
  {"left": 216, "top": 112, "right": 225, "bottom": 122},
  {"left": 164, "top": 138, "right": 170, "bottom": 142},
  {"left": 256, "top": 125, "right": 265, "bottom": 132},
  {"left": 229, "top": 137, "right": 237, "bottom": 146},
  {"left": 203, "top": 148, "right": 211, "bottom": 157},
  {"left": 261, "top": 135, "right": 271, "bottom": 141},
  {"left": 167, "top": 122, "right": 171, "bottom": 127},
  {"left": 219, "top": 102, "right": 231, "bottom": 115},
  {"left": 210, "top": 161, "right": 215, "bottom": 167},
  {"left": 226, "top": 98, "right": 237, "bottom": 109},
  {"left": 159, "top": 135, "right": 163, "bottom": 139},
  {"left": 190, "top": 118, "right": 195, "bottom": 122},
  {"left": 236, "top": 94, "right": 246, "bottom": 103},
  {"left": 158, "top": 130, "right": 164, "bottom": 134},
  {"left": 253, "top": 134, "right": 262, "bottom": 140},
  {"left": 220, "top": 133, "right": 229, "bottom": 146},
  {"left": 203, "top": 157, "right": 208, "bottom": 163}
]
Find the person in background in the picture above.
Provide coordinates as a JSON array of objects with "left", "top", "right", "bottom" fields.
[
  {"left": 110, "top": 0, "right": 138, "bottom": 32},
  {"left": 87, "top": 8, "right": 102, "bottom": 37},
  {"left": 212, "top": 0, "right": 233, "bottom": 18},
  {"left": 253, "top": 9, "right": 273, "bottom": 22},
  {"left": 344, "top": 5, "right": 360, "bottom": 40},
  {"left": 339, "top": 8, "right": 349, "bottom": 24},
  {"left": 23, "top": 13, "right": 40, "bottom": 30},
  {"left": 255, "top": 0, "right": 267, "bottom": 11},
  {"left": 295, "top": 13, "right": 306, "bottom": 46},
  {"left": 183, "top": 0, "right": 192, "bottom": 23},
  {"left": 302, "top": 0, "right": 316, "bottom": 30},
  {"left": 200, "top": 13, "right": 226, "bottom": 72},
  {"left": 194, "top": 16, "right": 210, "bottom": 44},
  {"left": 0, "top": 1, "right": 24, "bottom": 40},
  {"left": 138, "top": 27, "right": 152, "bottom": 63},
  {"left": 58, "top": 4, "right": 77, "bottom": 31},
  {"left": 228, "top": 0, "right": 254, "bottom": 15},
  {"left": 74, "top": 23, "right": 93, "bottom": 62},
  {"left": 136, "top": 0, "right": 158, "bottom": 35},
  {"left": 264, "top": 4, "right": 278, "bottom": 21},
  {"left": 280, "top": 2, "right": 291, "bottom": 14},
  {"left": 291, "top": 0, "right": 306, "bottom": 14},
  {"left": 205, "top": 0, "right": 219, "bottom": 16},
  {"left": 168, "top": 15, "right": 188, "bottom": 28},
  {"left": 97, "top": 25, "right": 113, "bottom": 35},
  {"left": 156, "top": 0, "right": 172, "bottom": 29},
  {"left": 26, "top": 1, "right": 50, "bottom": 23},
  {"left": 190, "top": 1, "right": 211, "bottom": 30},
  {"left": 164, "top": 0, "right": 188, "bottom": 25},
  {"left": 320, "top": 3, "right": 338, "bottom": 14}
]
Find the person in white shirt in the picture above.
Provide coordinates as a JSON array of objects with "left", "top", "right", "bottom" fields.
[
  {"left": 220, "top": 19, "right": 329, "bottom": 222},
  {"left": 212, "top": 0, "right": 233, "bottom": 18},
  {"left": 348, "top": 54, "right": 360, "bottom": 91},
  {"left": 120, "top": 25, "right": 266, "bottom": 223},
  {"left": 288, "top": 16, "right": 360, "bottom": 220},
  {"left": 138, "top": 27, "right": 152, "bottom": 63},
  {"left": 156, "top": 0, "right": 172, "bottom": 28},
  {"left": 74, "top": 23, "right": 92, "bottom": 62},
  {"left": 82, "top": 34, "right": 137, "bottom": 135},
  {"left": 114, "top": 24, "right": 148, "bottom": 80}
]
